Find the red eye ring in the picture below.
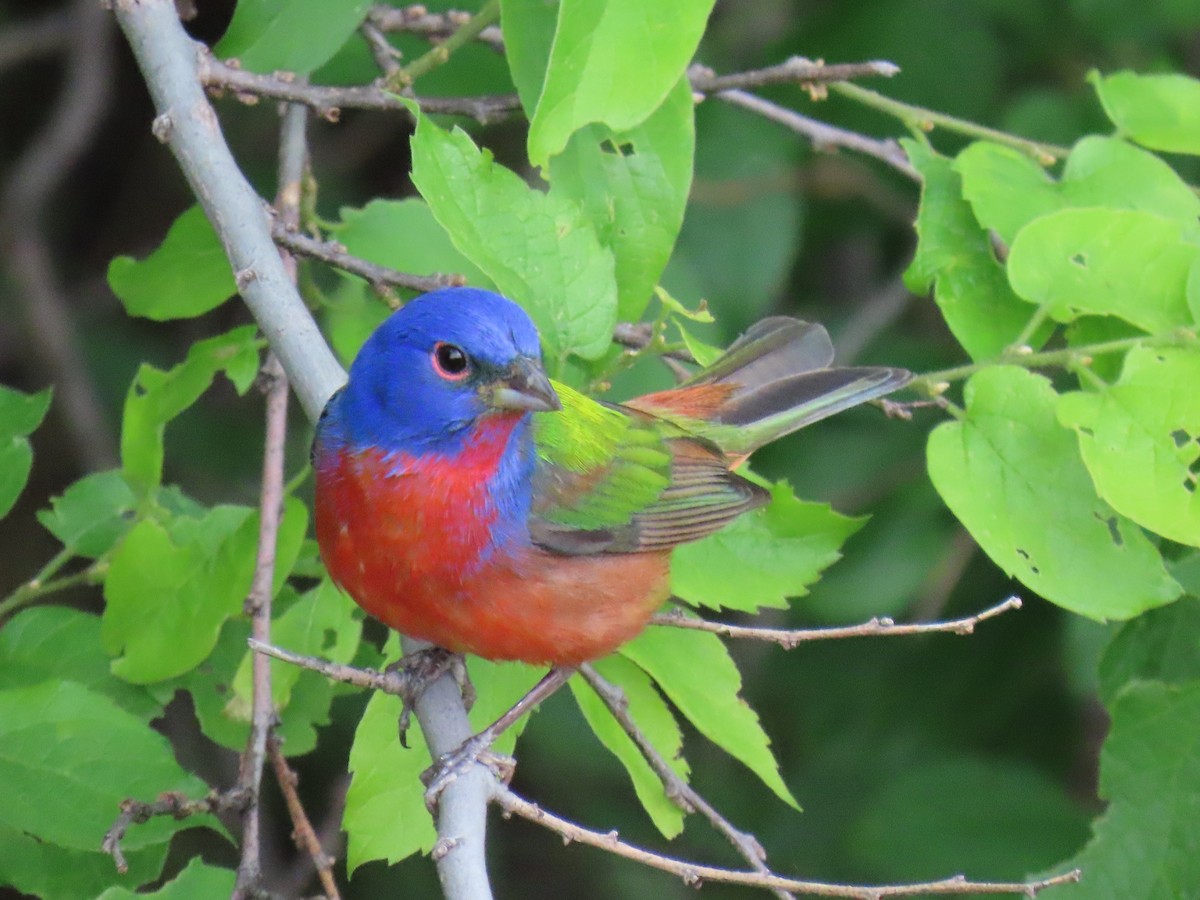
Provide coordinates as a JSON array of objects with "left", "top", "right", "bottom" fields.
[{"left": 432, "top": 342, "right": 471, "bottom": 381}]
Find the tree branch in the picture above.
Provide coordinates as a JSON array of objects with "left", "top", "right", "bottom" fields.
[
  {"left": 270, "top": 221, "right": 465, "bottom": 297},
  {"left": 690, "top": 57, "right": 899, "bottom": 94},
  {"left": 113, "top": 4, "right": 494, "bottom": 898},
  {"left": 103, "top": 789, "right": 250, "bottom": 875},
  {"left": 201, "top": 53, "right": 522, "bottom": 124},
  {"left": 703, "top": 85, "right": 919, "bottom": 180},
  {"left": 494, "top": 786, "right": 1081, "bottom": 898},
  {"left": 578, "top": 664, "right": 792, "bottom": 900},
  {"left": 232, "top": 93, "right": 306, "bottom": 898},
  {"left": 367, "top": 4, "right": 505, "bottom": 52},
  {"left": 649, "top": 596, "right": 1022, "bottom": 648},
  {"left": 269, "top": 736, "right": 342, "bottom": 900}
]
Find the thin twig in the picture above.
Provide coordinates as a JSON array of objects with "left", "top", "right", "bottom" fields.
[
  {"left": 710, "top": 86, "right": 919, "bottom": 181},
  {"left": 103, "top": 789, "right": 250, "bottom": 875},
  {"left": 390, "top": 0, "right": 500, "bottom": 89},
  {"left": 578, "top": 664, "right": 792, "bottom": 900},
  {"left": 359, "top": 18, "right": 402, "bottom": 78},
  {"left": 269, "top": 736, "right": 342, "bottom": 900},
  {"left": 270, "top": 221, "right": 465, "bottom": 297},
  {"left": 113, "top": 0, "right": 346, "bottom": 423},
  {"left": 368, "top": 4, "right": 504, "bottom": 52},
  {"left": 201, "top": 53, "right": 522, "bottom": 124},
  {"left": 250, "top": 639, "right": 413, "bottom": 693},
  {"left": 494, "top": 786, "right": 1081, "bottom": 897},
  {"left": 690, "top": 57, "right": 899, "bottom": 94},
  {"left": 232, "top": 93, "right": 305, "bottom": 896},
  {"left": 830, "top": 82, "right": 1069, "bottom": 164},
  {"left": 649, "top": 596, "right": 1022, "bottom": 649}
]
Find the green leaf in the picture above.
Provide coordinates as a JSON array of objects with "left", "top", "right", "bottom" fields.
[
  {"left": 953, "top": 142, "right": 1061, "bottom": 246},
  {"left": 107, "top": 205, "right": 235, "bottom": 320},
  {"left": 121, "top": 326, "right": 260, "bottom": 495},
  {"left": 229, "top": 577, "right": 361, "bottom": 717},
  {"left": 1007, "top": 208, "right": 1198, "bottom": 333},
  {"left": 102, "top": 505, "right": 257, "bottom": 682},
  {"left": 1058, "top": 346, "right": 1200, "bottom": 546},
  {"left": 216, "top": 0, "right": 370, "bottom": 75},
  {"left": 0, "top": 824, "right": 167, "bottom": 900},
  {"left": 904, "top": 140, "right": 1043, "bottom": 360},
  {"left": 0, "top": 681, "right": 217, "bottom": 851},
  {"left": 344, "top": 690, "right": 435, "bottom": 871},
  {"left": 927, "top": 367, "right": 1181, "bottom": 620},
  {"left": 671, "top": 480, "right": 864, "bottom": 613},
  {"left": 37, "top": 470, "right": 137, "bottom": 558},
  {"left": 1048, "top": 680, "right": 1200, "bottom": 899},
  {"left": 550, "top": 78, "right": 695, "bottom": 321},
  {"left": 408, "top": 109, "right": 618, "bottom": 362},
  {"left": 955, "top": 137, "right": 1200, "bottom": 247},
  {"left": 334, "top": 198, "right": 490, "bottom": 289},
  {"left": 851, "top": 757, "right": 1090, "bottom": 882},
  {"left": 0, "top": 385, "right": 51, "bottom": 519},
  {"left": 526, "top": 0, "right": 715, "bottom": 166},
  {"left": 500, "top": 0, "right": 558, "bottom": 115},
  {"left": 97, "top": 857, "right": 236, "bottom": 899},
  {"left": 0, "top": 606, "right": 162, "bottom": 721},
  {"left": 570, "top": 656, "right": 688, "bottom": 838},
  {"left": 621, "top": 625, "right": 798, "bottom": 809},
  {"left": 1091, "top": 70, "right": 1200, "bottom": 156},
  {"left": 1099, "top": 599, "right": 1200, "bottom": 704}
]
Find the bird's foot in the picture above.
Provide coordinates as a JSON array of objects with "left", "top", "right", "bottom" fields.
[
  {"left": 421, "top": 735, "right": 516, "bottom": 813},
  {"left": 384, "top": 647, "right": 475, "bottom": 748}
]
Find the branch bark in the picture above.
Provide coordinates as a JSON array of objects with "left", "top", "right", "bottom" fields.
[{"left": 112, "top": 3, "right": 494, "bottom": 898}]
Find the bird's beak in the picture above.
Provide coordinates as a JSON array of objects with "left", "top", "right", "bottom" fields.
[{"left": 491, "top": 356, "right": 561, "bottom": 412}]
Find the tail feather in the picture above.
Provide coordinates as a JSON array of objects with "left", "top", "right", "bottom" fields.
[
  {"left": 631, "top": 318, "right": 911, "bottom": 457},
  {"left": 685, "top": 318, "right": 835, "bottom": 391}
]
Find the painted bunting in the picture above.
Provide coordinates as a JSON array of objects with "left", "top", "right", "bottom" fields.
[{"left": 313, "top": 287, "right": 909, "bottom": 666}]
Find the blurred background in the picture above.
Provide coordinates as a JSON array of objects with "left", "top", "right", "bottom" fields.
[{"left": 2, "top": 0, "right": 1198, "bottom": 896}]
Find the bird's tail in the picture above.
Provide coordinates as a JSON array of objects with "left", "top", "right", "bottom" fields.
[{"left": 628, "top": 318, "right": 911, "bottom": 457}]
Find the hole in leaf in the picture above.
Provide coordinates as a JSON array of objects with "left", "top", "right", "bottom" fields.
[
  {"left": 1070, "top": 252, "right": 1087, "bottom": 268},
  {"left": 1184, "top": 476, "right": 1196, "bottom": 495},
  {"left": 1016, "top": 547, "right": 1030, "bottom": 559},
  {"left": 602, "top": 140, "right": 636, "bottom": 157},
  {"left": 1172, "top": 429, "right": 1192, "bottom": 448},
  {"left": 1079, "top": 426, "right": 1094, "bottom": 438},
  {"left": 1094, "top": 512, "right": 1123, "bottom": 547}
]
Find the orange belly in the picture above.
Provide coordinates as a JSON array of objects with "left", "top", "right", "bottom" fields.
[{"left": 314, "top": 445, "right": 671, "bottom": 665}]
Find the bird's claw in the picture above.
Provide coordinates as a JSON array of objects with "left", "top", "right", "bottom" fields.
[
  {"left": 421, "top": 737, "right": 516, "bottom": 813},
  {"left": 385, "top": 648, "right": 475, "bottom": 748}
]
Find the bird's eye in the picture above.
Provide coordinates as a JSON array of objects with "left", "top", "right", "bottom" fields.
[{"left": 432, "top": 342, "right": 470, "bottom": 380}]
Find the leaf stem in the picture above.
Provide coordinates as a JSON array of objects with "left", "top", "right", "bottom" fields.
[
  {"left": 829, "top": 82, "right": 1069, "bottom": 164},
  {"left": 389, "top": 0, "right": 501, "bottom": 90},
  {"left": 0, "top": 556, "right": 104, "bottom": 619},
  {"left": 915, "top": 330, "right": 1196, "bottom": 390}
]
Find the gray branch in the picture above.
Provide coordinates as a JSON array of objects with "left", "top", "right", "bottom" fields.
[{"left": 111, "top": 2, "right": 493, "bottom": 897}]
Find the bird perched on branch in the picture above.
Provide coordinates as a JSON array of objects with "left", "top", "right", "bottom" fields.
[{"left": 313, "top": 287, "right": 909, "bottom": 666}]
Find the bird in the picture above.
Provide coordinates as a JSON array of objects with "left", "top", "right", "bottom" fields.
[{"left": 312, "top": 287, "right": 910, "bottom": 667}]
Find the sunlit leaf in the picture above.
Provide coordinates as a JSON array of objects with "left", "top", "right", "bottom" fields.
[
  {"left": 107, "top": 206, "right": 235, "bottom": 321},
  {"left": 672, "top": 480, "right": 863, "bottom": 612},
  {"left": 526, "top": 0, "right": 715, "bottom": 166},
  {"left": 621, "top": 625, "right": 798, "bottom": 809},
  {"left": 1059, "top": 346, "right": 1200, "bottom": 546},
  {"left": 1091, "top": 70, "right": 1200, "bottom": 155},
  {"left": 927, "top": 367, "right": 1181, "bottom": 619},
  {"left": 408, "top": 109, "right": 618, "bottom": 363}
]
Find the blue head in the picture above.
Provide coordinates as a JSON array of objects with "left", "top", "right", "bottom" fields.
[{"left": 319, "top": 288, "right": 559, "bottom": 456}]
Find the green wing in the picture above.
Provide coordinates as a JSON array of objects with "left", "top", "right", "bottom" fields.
[{"left": 530, "top": 382, "right": 766, "bottom": 556}]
